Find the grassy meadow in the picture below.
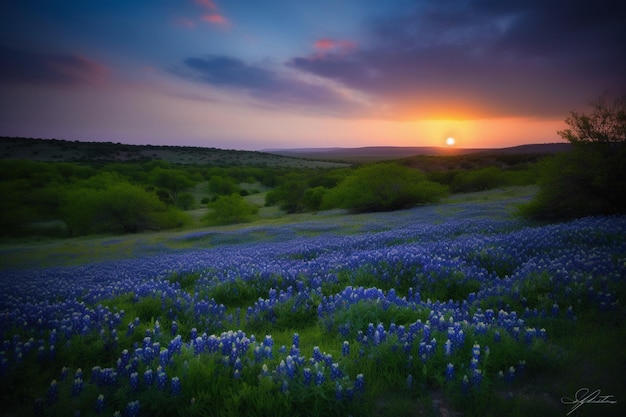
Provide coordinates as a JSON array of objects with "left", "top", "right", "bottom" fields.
[
  {"left": 1, "top": 139, "right": 625, "bottom": 416},
  {"left": 1, "top": 184, "right": 625, "bottom": 417}
]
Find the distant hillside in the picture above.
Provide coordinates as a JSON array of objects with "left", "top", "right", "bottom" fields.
[
  {"left": 0, "top": 137, "right": 348, "bottom": 168},
  {"left": 265, "top": 143, "right": 571, "bottom": 163}
]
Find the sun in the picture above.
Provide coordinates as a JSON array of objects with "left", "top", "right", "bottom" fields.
[{"left": 446, "top": 137, "right": 456, "bottom": 146}]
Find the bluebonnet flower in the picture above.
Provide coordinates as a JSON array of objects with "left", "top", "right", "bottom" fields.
[
  {"left": 300, "top": 367, "right": 311, "bottom": 385},
  {"left": 159, "top": 349, "right": 170, "bottom": 367},
  {"left": 130, "top": 372, "right": 139, "bottom": 391},
  {"left": 126, "top": 400, "right": 140, "bottom": 417},
  {"left": 157, "top": 369, "right": 168, "bottom": 391},
  {"left": 171, "top": 376, "right": 181, "bottom": 396},
  {"left": 71, "top": 377, "right": 83, "bottom": 397},
  {"left": 335, "top": 382, "right": 343, "bottom": 400},
  {"left": 355, "top": 374, "right": 365, "bottom": 394},
  {"left": 330, "top": 363, "right": 342, "bottom": 381},
  {"left": 506, "top": 366, "right": 516, "bottom": 383},
  {"left": 446, "top": 363, "right": 454, "bottom": 381},
  {"left": 144, "top": 369, "right": 154, "bottom": 386},
  {"left": 472, "top": 369, "right": 482, "bottom": 386},
  {"left": 315, "top": 371, "right": 325, "bottom": 386},
  {"left": 406, "top": 374, "right": 413, "bottom": 389},
  {"left": 342, "top": 341, "right": 350, "bottom": 357},
  {"left": 47, "top": 380, "right": 58, "bottom": 404},
  {"left": 60, "top": 366, "right": 69, "bottom": 381},
  {"left": 95, "top": 394, "right": 105, "bottom": 414}
]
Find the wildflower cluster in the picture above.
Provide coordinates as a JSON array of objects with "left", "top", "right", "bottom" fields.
[{"left": 0, "top": 198, "right": 624, "bottom": 415}]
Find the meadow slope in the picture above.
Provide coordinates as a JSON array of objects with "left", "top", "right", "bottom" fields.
[{"left": 1, "top": 188, "right": 625, "bottom": 417}]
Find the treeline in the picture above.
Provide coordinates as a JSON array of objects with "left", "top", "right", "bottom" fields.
[
  {"left": 1, "top": 153, "right": 544, "bottom": 238},
  {"left": 0, "top": 160, "right": 331, "bottom": 237}
]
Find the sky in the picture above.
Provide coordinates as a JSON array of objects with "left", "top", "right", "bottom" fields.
[{"left": 1, "top": 0, "right": 625, "bottom": 150}]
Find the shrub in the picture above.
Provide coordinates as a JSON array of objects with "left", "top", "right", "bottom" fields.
[
  {"left": 523, "top": 93, "right": 626, "bottom": 220},
  {"left": 62, "top": 180, "right": 189, "bottom": 235},
  {"left": 203, "top": 194, "right": 259, "bottom": 225},
  {"left": 176, "top": 192, "right": 195, "bottom": 210},
  {"left": 324, "top": 163, "right": 447, "bottom": 213},
  {"left": 521, "top": 144, "right": 626, "bottom": 220},
  {"left": 208, "top": 175, "right": 241, "bottom": 196}
]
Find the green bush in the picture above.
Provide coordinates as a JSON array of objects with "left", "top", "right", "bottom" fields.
[
  {"left": 176, "top": 192, "right": 196, "bottom": 210},
  {"left": 203, "top": 194, "right": 259, "bottom": 225},
  {"left": 208, "top": 175, "right": 241, "bottom": 196},
  {"left": 523, "top": 93, "right": 626, "bottom": 220},
  {"left": 451, "top": 166, "right": 507, "bottom": 193},
  {"left": 61, "top": 179, "right": 189, "bottom": 234},
  {"left": 324, "top": 163, "right": 447, "bottom": 213},
  {"left": 264, "top": 179, "right": 309, "bottom": 213},
  {"left": 521, "top": 144, "right": 626, "bottom": 220}
]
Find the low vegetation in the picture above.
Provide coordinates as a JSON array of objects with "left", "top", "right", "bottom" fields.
[
  {"left": 0, "top": 138, "right": 549, "bottom": 239},
  {"left": 1, "top": 193, "right": 624, "bottom": 417}
]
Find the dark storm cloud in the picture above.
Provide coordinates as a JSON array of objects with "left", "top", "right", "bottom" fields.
[
  {"left": 289, "top": 0, "right": 626, "bottom": 118},
  {"left": 175, "top": 54, "right": 367, "bottom": 115},
  {"left": 0, "top": 45, "right": 108, "bottom": 86}
]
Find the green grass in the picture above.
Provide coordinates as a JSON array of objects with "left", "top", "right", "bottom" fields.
[{"left": 1, "top": 185, "right": 623, "bottom": 417}]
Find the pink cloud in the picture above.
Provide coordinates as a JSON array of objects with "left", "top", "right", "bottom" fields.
[
  {"left": 48, "top": 55, "right": 109, "bottom": 85},
  {"left": 314, "top": 38, "right": 357, "bottom": 53},
  {"left": 194, "top": 0, "right": 217, "bottom": 10},
  {"left": 201, "top": 13, "right": 230, "bottom": 27}
]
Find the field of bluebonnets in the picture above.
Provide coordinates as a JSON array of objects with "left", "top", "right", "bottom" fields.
[{"left": 1, "top": 188, "right": 625, "bottom": 417}]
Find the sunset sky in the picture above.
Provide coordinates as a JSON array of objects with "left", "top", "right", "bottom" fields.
[{"left": 1, "top": 0, "right": 625, "bottom": 150}]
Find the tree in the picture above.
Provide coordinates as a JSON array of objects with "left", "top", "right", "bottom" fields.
[
  {"left": 522, "top": 94, "right": 626, "bottom": 220},
  {"left": 265, "top": 178, "right": 309, "bottom": 213},
  {"left": 149, "top": 167, "right": 194, "bottom": 205},
  {"left": 323, "top": 163, "right": 448, "bottom": 213},
  {"left": 203, "top": 194, "right": 259, "bottom": 225},
  {"left": 208, "top": 175, "right": 241, "bottom": 196},
  {"left": 62, "top": 179, "right": 189, "bottom": 235},
  {"left": 558, "top": 94, "right": 626, "bottom": 144}
]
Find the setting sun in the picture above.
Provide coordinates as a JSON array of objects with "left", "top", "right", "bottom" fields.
[{"left": 446, "top": 137, "right": 456, "bottom": 146}]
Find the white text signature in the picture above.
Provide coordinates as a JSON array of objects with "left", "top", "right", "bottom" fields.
[{"left": 561, "top": 388, "right": 617, "bottom": 415}]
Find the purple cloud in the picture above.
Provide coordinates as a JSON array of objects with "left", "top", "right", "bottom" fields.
[
  {"left": 174, "top": 54, "right": 369, "bottom": 116},
  {"left": 289, "top": 0, "right": 626, "bottom": 119},
  {"left": 0, "top": 45, "right": 108, "bottom": 86}
]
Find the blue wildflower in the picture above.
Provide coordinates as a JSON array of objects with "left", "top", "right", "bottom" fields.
[
  {"left": 342, "top": 340, "right": 350, "bottom": 357},
  {"left": 47, "top": 380, "right": 58, "bottom": 404},
  {"left": 130, "top": 372, "right": 139, "bottom": 391},
  {"left": 446, "top": 363, "right": 454, "bottom": 381},
  {"left": 95, "top": 394, "right": 105, "bottom": 414},
  {"left": 144, "top": 369, "right": 153, "bottom": 386},
  {"left": 171, "top": 376, "right": 181, "bottom": 396},
  {"left": 355, "top": 374, "right": 365, "bottom": 394},
  {"left": 303, "top": 368, "right": 312, "bottom": 385},
  {"left": 126, "top": 400, "right": 140, "bottom": 417}
]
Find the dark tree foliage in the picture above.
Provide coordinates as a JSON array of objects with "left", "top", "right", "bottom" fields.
[{"left": 523, "top": 94, "right": 626, "bottom": 220}]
